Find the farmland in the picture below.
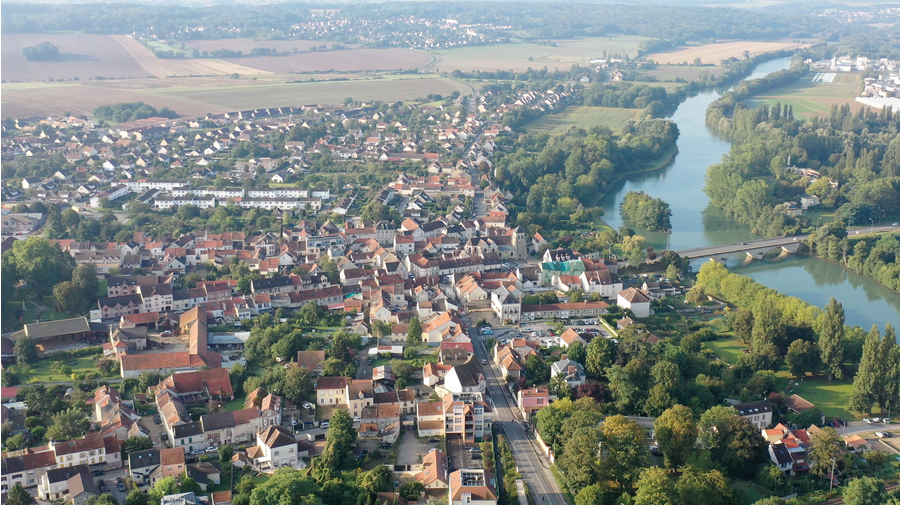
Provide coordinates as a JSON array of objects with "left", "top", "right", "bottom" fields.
[
  {"left": 187, "top": 38, "right": 352, "bottom": 54},
  {"left": 648, "top": 40, "right": 811, "bottom": 65},
  {"left": 1, "top": 74, "right": 472, "bottom": 119},
  {"left": 745, "top": 74, "right": 863, "bottom": 119},
  {"left": 524, "top": 106, "right": 643, "bottom": 135},
  {"left": 2, "top": 33, "right": 153, "bottom": 81},
  {"left": 218, "top": 48, "right": 432, "bottom": 73},
  {"left": 430, "top": 36, "right": 650, "bottom": 73},
  {"left": 635, "top": 64, "right": 727, "bottom": 82}
]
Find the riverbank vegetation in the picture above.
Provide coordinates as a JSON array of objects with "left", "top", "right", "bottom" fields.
[
  {"left": 811, "top": 230, "right": 900, "bottom": 292},
  {"left": 703, "top": 53, "right": 900, "bottom": 238},
  {"left": 493, "top": 118, "right": 678, "bottom": 238},
  {"left": 620, "top": 190, "right": 672, "bottom": 232}
]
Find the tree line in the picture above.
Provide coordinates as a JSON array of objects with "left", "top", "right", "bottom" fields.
[
  {"left": 620, "top": 190, "right": 672, "bottom": 232},
  {"left": 94, "top": 101, "right": 178, "bottom": 123},
  {"left": 494, "top": 120, "right": 678, "bottom": 237}
]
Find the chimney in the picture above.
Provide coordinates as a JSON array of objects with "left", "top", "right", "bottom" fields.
[{"left": 561, "top": 354, "right": 569, "bottom": 361}]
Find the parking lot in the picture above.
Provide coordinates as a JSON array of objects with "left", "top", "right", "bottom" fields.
[
  {"left": 396, "top": 435, "right": 441, "bottom": 466},
  {"left": 490, "top": 319, "right": 613, "bottom": 347},
  {"left": 446, "top": 435, "right": 483, "bottom": 472}
]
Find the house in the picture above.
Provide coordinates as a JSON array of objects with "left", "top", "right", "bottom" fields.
[
  {"left": 316, "top": 376, "right": 347, "bottom": 406},
  {"left": 441, "top": 392, "right": 493, "bottom": 444},
  {"left": 186, "top": 461, "right": 221, "bottom": 491},
  {"left": 442, "top": 360, "right": 486, "bottom": 395},
  {"left": 550, "top": 359, "right": 586, "bottom": 387},
  {"left": 783, "top": 395, "right": 815, "bottom": 415},
  {"left": 128, "top": 449, "right": 161, "bottom": 485},
  {"left": 161, "top": 492, "right": 199, "bottom": 505},
  {"left": 617, "top": 288, "right": 651, "bottom": 318},
  {"left": 66, "top": 470, "right": 101, "bottom": 505},
  {"left": 844, "top": 434, "right": 869, "bottom": 452},
  {"left": 558, "top": 328, "right": 586, "bottom": 349},
  {"left": 734, "top": 401, "right": 773, "bottom": 429},
  {"left": 246, "top": 425, "right": 301, "bottom": 472},
  {"left": 448, "top": 469, "right": 497, "bottom": 505},
  {"left": 39, "top": 465, "right": 91, "bottom": 501},
  {"left": 520, "top": 301, "right": 608, "bottom": 322},
  {"left": 517, "top": 388, "right": 550, "bottom": 416},
  {"left": 296, "top": 350, "right": 327, "bottom": 375},
  {"left": 172, "top": 422, "right": 206, "bottom": 454},
  {"left": 416, "top": 449, "right": 450, "bottom": 490},
  {"left": 159, "top": 448, "right": 186, "bottom": 483}
]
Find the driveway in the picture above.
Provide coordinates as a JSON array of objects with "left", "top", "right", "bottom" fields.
[{"left": 396, "top": 435, "right": 439, "bottom": 466}]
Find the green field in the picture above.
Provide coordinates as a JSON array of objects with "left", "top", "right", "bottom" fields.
[
  {"left": 525, "top": 106, "right": 642, "bottom": 134},
  {"left": 746, "top": 75, "right": 861, "bottom": 119},
  {"left": 430, "top": 36, "right": 651, "bottom": 73},
  {"left": 2, "top": 74, "right": 472, "bottom": 119},
  {"left": 636, "top": 65, "right": 726, "bottom": 82},
  {"left": 20, "top": 352, "right": 107, "bottom": 383},
  {"left": 705, "top": 336, "right": 855, "bottom": 420}
]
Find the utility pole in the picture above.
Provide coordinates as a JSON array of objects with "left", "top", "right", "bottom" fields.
[
  {"left": 870, "top": 217, "right": 874, "bottom": 235},
  {"left": 829, "top": 457, "right": 836, "bottom": 492}
]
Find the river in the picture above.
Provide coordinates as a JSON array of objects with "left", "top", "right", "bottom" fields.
[{"left": 596, "top": 56, "right": 900, "bottom": 331}]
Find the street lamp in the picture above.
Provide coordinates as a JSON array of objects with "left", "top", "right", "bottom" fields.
[{"left": 869, "top": 217, "right": 874, "bottom": 235}]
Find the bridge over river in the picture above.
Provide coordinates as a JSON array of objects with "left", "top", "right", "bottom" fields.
[{"left": 675, "top": 224, "right": 899, "bottom": 264}]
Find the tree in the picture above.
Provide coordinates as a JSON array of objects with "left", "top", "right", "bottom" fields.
[
  {"left": 654, "top": 405, "right": 698, "bottom": 469},
  {"left": 398, "top": 481, "right": 425, "bottom": 501},
  {"left": 71, "top": 264, "right": 99, "bottom": 299},
  {"left": 784, "top": 339, "right": 820, "bottom": 378},
  {"left": 122, "top": 435, "right": 153, "bottom": 456},
  {"left": 407, "top": 317, "right": 422, "bottom": 346},
  {"left": 817, "top": 298, "right": 845, "bottom": 380},
  {"left": 55, "top": 281, "right": 87, "bottom": 315},
  {"left": 46, "top": 408, "right": 89, "bottom": 441},
  {"left": 84, "top": 496, "right": 118, "bottom": 505},
  {"left": 312, "top": 410, "right": 357, "bottom": 482},
  {"left": 13, "top": 336, "right": 38, "bottom": 364},
  {"left": 6, "top": 484, "right": 35, "bottom": 505},
  {"left": 675, "top": 466, "right": 734, "bottom": 505},
  {"left": 685, "top": 285, "right": 707, "bottom": 305},
  {"left": 875, "top": 324, "right": 900, "bottom": 415},
  {"left": 708, "top": 415, "right": 767, "bottom": 478},
  {"left": 568, "top": 341, "right": 587, "bottom": 365},
  {"left": 218, "top": 445, "right": 234, "bottom": 463},
  {"left": 329, "top": 330, "right": 356, "bottom": 362},
  {"left": 549, "top": 374, "right": 572, "bottom": 400},
  {"left": 525, "top": 355, "right": 550, "bottom": 383},
  {"left": 558, "top": 426, "right": 601, "bottom": 494},
  {"left": 283, "top": 366, "right": 314, "bottom": 405},
  {"left": 842, "top": 476, "right": 887, "bottom": 505},
  {"left": 149, "top": 477, "right": 180, "bottom": 505},
  {"left": 9, "top": 237, "right": 75, "bottom": 296},
  {"left": 586, "top": 336, "right": 616, "bottom": 378},
  {"left": 731, "top": 310, "right": 754, "bottom": 344},
  {"left": 633, "top": 467, "right": 677, "bottom": 505},
  {"left": 808, "top": 427, "right": 843, "bottom": 478},
  {"left": 622, "top": 235, "right": 646, "bottom": 266},
  {"left": 126, "top": 489, "right": 149, "bottom": 505},
  {"left": 575, "top": 484, "right": 607, "bottom": 505},
  {"left": 599, "top": 415, "right": 647, "bottom": 488},
  {"left": 179, "top": 476, "right": 202, "bottom": 495},
  {"left": 250, "top": 468, "right": 321, "bottom": 505}
]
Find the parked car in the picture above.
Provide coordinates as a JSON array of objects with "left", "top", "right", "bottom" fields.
[
  {"left": 379, "top": 443, "right": 393, "bottom": 449},
  {"left": 469, "top": 447, "right": 482, "bottom": 453},
  {"left": 482, "top": 359, "right": 488, "bottom": 365},
  {"left": 118, "top": 483, "right": 126, "bottom": 492},
  {"left": 864, "top": 418, "right": 875, "bottom": 424},
  {"left": 873, "top": 417, "right": 882, "bottom": 423},
  {"left": 205, "top": 446, "right": 217, "bottom": 453},
  {"left": 191, "top": 449, "right": 205, "bottom": 455},
  {"left": 321, "top": 421, "right": 330, "bottom": 428},
  {"left": 91, "top": 470, "right": 105, "bottom": 477},
  {"left": 650, "top": 445, "right": 661, "bottom": 456},
  {"left": 884, "top": 418, "right": 892, "bottom": 424},
  {"left": 160, "top": 330, "right": 173, "bottom": 337},
  {"left": 471, "top": 454, "right": 482, "bottom": 460},
  {"left": 428, "top": 438, "right": 440, "bottom": 443}
]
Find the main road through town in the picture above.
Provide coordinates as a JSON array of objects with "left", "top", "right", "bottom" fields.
[{"left": 462, "top": 313, "right": 567, "bottom": 505}]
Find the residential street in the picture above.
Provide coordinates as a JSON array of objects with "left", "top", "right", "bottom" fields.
[{"left": 463, "top": 315, "right": 567, "bottom": 505}]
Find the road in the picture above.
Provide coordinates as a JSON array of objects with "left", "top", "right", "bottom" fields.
[
  {"left": 676, "top": 224, "right": 899, "bottom": 259},
  {"left": 462, "top": 316, "right": 567, "bottom": 505}
]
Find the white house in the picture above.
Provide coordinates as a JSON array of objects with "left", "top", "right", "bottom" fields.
[
  {"left": 617, "top": 288, "right": 651, "bottom": 318},
  {"left": 246, "top": 425, "right": 302, "bottom": 473}
]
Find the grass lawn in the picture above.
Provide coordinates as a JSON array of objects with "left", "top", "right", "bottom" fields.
[
  {"left": 20, "top": 352, "right": 106, "bottom": 383},
  {"left": 705, "top": 335, "right": 856, "bottom": 420},
  {"left": 224, "top": 395, "right": 248, "bottom": 412},
  {"left": 704, "top": 337, "right": 749, "bottom": 365},
  {"left": 525, "top": 105, "right": 642, "bottom": 135},
  {"left": 746, "top": 75, "right": 860, "bottom": 119}
]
